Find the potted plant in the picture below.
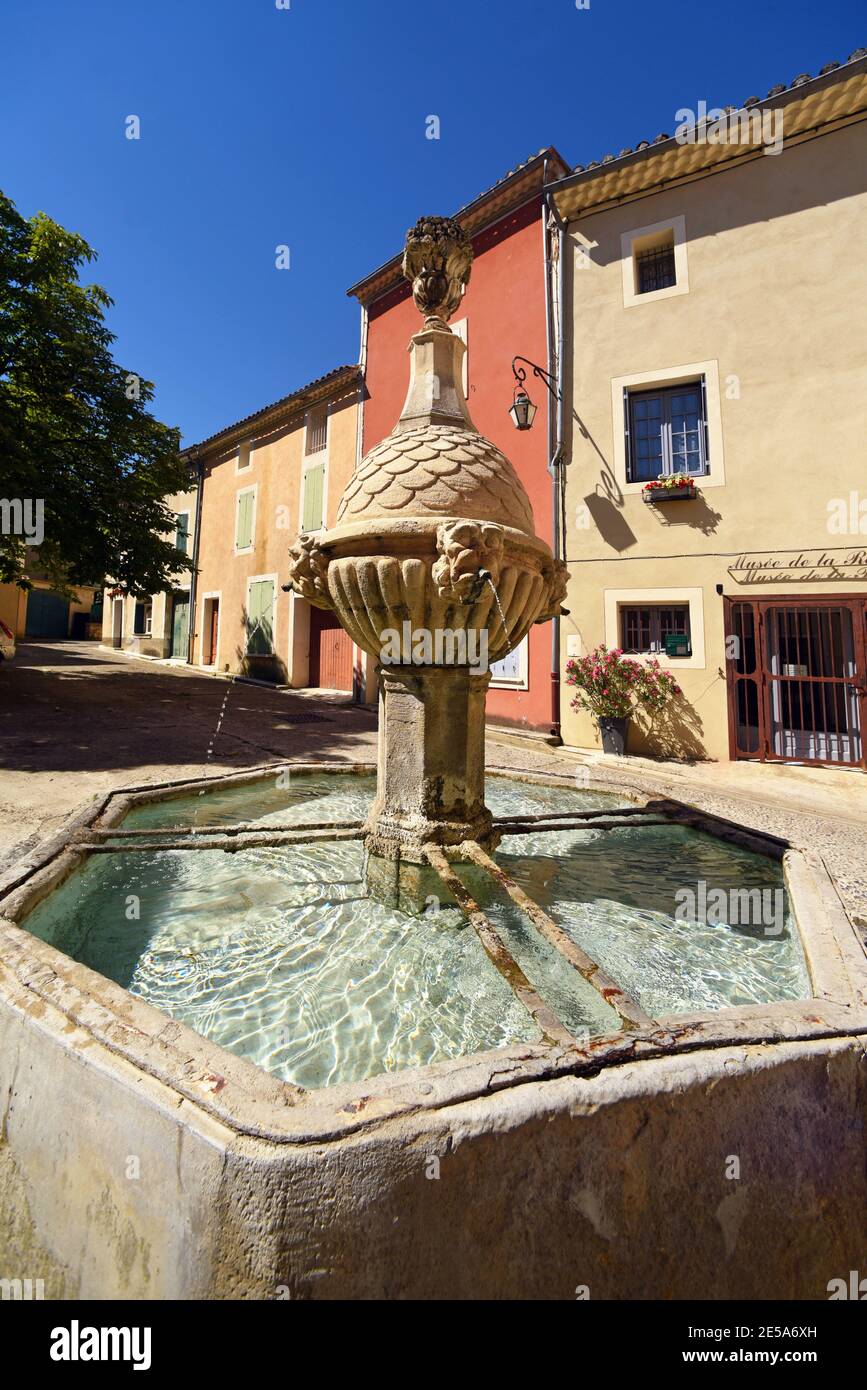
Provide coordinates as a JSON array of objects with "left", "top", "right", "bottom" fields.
[
  {"left": 565, "top": 645, "right": 681, "bottom": 755},
  {"left": 642, "top": 472, "right": 697, "bottom": 503}
]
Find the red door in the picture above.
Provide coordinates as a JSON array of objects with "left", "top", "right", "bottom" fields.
[{"left": 309, "top": 608, "right": 353, "bottom": 691}]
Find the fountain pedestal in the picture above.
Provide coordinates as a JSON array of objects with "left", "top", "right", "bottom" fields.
[
  {"left": 285, "top": 215, "right": 567, "bottom": 867},
  {"left": 365, "top": 664, "right": 496, "bottom": 861}
]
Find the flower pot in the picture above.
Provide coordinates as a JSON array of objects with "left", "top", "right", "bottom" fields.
[
  {"left": 598, "top": 717, "right": 628, "bottom": 756},
  {"left": 642, "top": 483, "right": 696, "bottom": 503}
]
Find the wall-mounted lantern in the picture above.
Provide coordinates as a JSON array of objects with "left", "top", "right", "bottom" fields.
[{"left": 509, "top": 356, "right": 559, "bottom": 430}]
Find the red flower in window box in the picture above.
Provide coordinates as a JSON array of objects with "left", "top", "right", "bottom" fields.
[{"left": 642, "top": 473, "right": 698, "bottom": 502}]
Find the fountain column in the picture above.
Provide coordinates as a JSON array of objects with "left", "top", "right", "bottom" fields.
[{"left": 285, "top": 216, "right": 568, "bottom": 868}]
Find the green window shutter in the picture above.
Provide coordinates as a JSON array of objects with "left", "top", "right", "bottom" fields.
[
  {"left": 175, "top": 514, "right": 190, "bottom": 554},
  {"left": 302, "top": 464, "right": 324, "bottom": 532},
  {"left": 247, "top": 580, "right": 274, "bottom": 654},
  {"left": 236, "top": 491, "right": 253, "bottom": 549}
]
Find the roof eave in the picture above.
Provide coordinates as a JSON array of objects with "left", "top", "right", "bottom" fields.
[
  {"left": 346, "top": 146, "right": 571, "bottom": 304},
  {"left": 547, "top": 53, "right": 867, "bottom": 218}
]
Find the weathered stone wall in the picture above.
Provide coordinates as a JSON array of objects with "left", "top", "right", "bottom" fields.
[{"left": 2, "top": 965, "right": 865, "bottom": 1300}]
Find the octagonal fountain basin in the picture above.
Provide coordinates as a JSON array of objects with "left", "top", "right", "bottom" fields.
[{"left": 20, "top": 770, "right": 810, "bottom": 1091}]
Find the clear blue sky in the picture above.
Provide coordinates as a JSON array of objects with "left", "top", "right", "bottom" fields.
[{"left": 2, "top": 0, "right": 863, "bottom": 446}]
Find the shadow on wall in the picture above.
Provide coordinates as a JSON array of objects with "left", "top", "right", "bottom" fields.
[
  {"left": 643, "top": 493, "right": 723, "bottom": 537},
  {"left": 573, "top": 409, "right": 638, "bottom": 554},
  {"left": 633, "top": 697, "right": 708, "bottom": 762}
]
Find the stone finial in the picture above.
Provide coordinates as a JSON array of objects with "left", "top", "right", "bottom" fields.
[{"left": 402, "top": 216, "right": 473, "bottom": 329}]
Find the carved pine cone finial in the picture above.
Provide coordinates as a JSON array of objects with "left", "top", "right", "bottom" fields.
[
  {"left": 285, "top": 533, "right": 332, "bottom": 611},
  {"left": 402, "top": 216, "right": 473, "bottom": 329}
]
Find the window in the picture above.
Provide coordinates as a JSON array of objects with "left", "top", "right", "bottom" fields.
[
  {"left": 621, "top": 604, "right": 691, "bottom": 656},
  {"left": 636, "top": 241, "right": 676, "bottom": 294},
  {"left": 490, "top": 636, "right": 528, "bottom": 689},
  {"left": 247, "top": 579, "right": 275, "bottom": 655},
  {"left": 621, "top": 216, "right": 688, "bottom": 307},
  {"left": 236, "top": 442, "right": 252, "bottom": 473},
  {"left": 235, "top": 487, "right": 255, "bottom": 551},
  {"left": 625, "top": 380, "right": 708, "bottom": 482},
  {"left": 305, "top": 407, "right": 328, "bottom": 455},
  {"left": 133, "top": 600, "right": 153, "bottom": 636},
  {"left": 175, "top": 513, "right": 190, "bottom": 555},
  {"left": 301, "top": 462, "right": 324, "bottom": 532}
]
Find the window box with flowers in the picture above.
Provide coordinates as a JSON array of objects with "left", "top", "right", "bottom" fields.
[
  {"left": 565, "top": 644, "right": 682, "bottom": 755},
  {"left": 642, "top": 472, "right": 698, "bottom": 503}
]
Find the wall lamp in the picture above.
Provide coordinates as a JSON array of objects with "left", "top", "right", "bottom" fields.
[{"left": 509, "top": 356, "right": 560, "bottom": 431}]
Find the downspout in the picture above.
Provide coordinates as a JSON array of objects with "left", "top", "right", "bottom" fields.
[
  {"left": 544, "top": 170, "right": 567, "bottom": 744},
  {"left": 186, "top": 451, "right": 203, "bottom": 665},
  {"left": 353, "top": 305, "right": 369, "bottom": 702}
]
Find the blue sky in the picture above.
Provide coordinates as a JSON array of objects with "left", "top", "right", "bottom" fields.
[{"left": 2, "top": 0, "right": 863, "bottom": 445}]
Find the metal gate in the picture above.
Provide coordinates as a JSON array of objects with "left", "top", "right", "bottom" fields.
[{"left": 725, "top": 597, "right": 867, "bottom": 769}]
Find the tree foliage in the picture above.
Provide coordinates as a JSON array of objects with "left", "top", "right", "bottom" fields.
[{"left": 0, "top": 188, "right": 192, "bottom": 595}]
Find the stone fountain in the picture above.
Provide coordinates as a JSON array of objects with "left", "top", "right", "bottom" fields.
[{"left": 287, "top": 216, "right": 567, "bottom": 863}]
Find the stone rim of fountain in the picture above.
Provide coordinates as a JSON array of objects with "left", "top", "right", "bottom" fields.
[{"left": 1, "top": 758, "right": 865, "bottom": 1144}]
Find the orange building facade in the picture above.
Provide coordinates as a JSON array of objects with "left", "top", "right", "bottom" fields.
[{"left": 348, "top": 149, "right": 570, "bottom": 736}]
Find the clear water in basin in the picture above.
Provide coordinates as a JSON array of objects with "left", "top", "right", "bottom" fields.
[{"left": 22, "top": 773, "right": 810, "bottom": 1090}]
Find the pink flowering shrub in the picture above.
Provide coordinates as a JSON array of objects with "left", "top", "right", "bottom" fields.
[{"left": 565, "top": 644, "right": 681, "bottom": 720}]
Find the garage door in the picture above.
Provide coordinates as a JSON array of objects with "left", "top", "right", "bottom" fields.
[
  {"left": 309, "top": 607, "right": 353, "bottom": 691},
  {"left": 25, "top": 590, "right": 70, "bottom": 638}
]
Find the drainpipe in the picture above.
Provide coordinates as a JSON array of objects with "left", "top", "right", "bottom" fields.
[
  {"left": 354, "top": 306, "right": 369, "bottom": 703},
  {"left": 186, "top": 451, "right": 204, "bottom": 665},
  {"left": 545, "top": 173, "right": 567, "bottom": 744}
]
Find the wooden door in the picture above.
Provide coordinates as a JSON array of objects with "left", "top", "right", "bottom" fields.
[
  {"left": 309, "top": 608, "right": 353, "bottom": 690},
  {"left": 207, "top": 600, "right": 219, "bottom": 666}
]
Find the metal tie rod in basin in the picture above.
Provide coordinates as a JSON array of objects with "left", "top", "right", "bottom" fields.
[
  {"left": 461, "top": 841, "right": 656, "bottom": 1033},
  {"left": 493, "top": 805, "right": 662, "bottom": 824},
  {"left": 424, "top": 845, "right": 575, "bottom": 1048},
  {"left": 75, "top": 828, "right": 364, "bottom": 853},
  {"left": 496, "top": 818, "right": 674, "bottom": 835}
]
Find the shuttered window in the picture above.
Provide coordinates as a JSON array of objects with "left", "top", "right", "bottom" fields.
[
  {"left": 175, "top": 513, "right": 190, "bottom": 554},
  {"left": 236, "top": 489, "right": 255, "bottom": 550},
  {"left": 247, "top": 579, "right": 275, "bottom": 654},
  {"left": 301, "top": 464, "right": 324, "bottom": 532}
]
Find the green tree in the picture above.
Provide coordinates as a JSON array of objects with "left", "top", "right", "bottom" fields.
[{"left": 0, "top": 188, "right": 192, "bottom": 595}]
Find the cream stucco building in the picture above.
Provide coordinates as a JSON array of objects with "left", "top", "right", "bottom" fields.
[
  {"left": 550, "top": 51, "right": 867, "bottom": 769},
  {"left": 185, "top": 365, "right": 361, "bottom": 687}
]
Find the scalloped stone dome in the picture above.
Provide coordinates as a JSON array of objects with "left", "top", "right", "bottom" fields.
[{"left": 336, "top": 423, "right": 535, "bottom": 535}]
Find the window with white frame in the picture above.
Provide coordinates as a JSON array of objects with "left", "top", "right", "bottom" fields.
[
  {"left": 625, "top": 379, "right": 709, "bottom": 483},
  {"left": 133, "top": 600, "right": 153, "bottom": 636},
  {"left": 305, "top": 406, "right": 328, "bottom": 455},
  {"left": 236, "top": 441, "right": 252, "bottom": 472},
  {"left": 490, "top": 636, "right": 528, "bottom": 689},
  {"left": 621, "top": 216, "right": 688, "bottom": 307},
  {"left": 620, "top": 604, "right": 691, "bottom": 657}
]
